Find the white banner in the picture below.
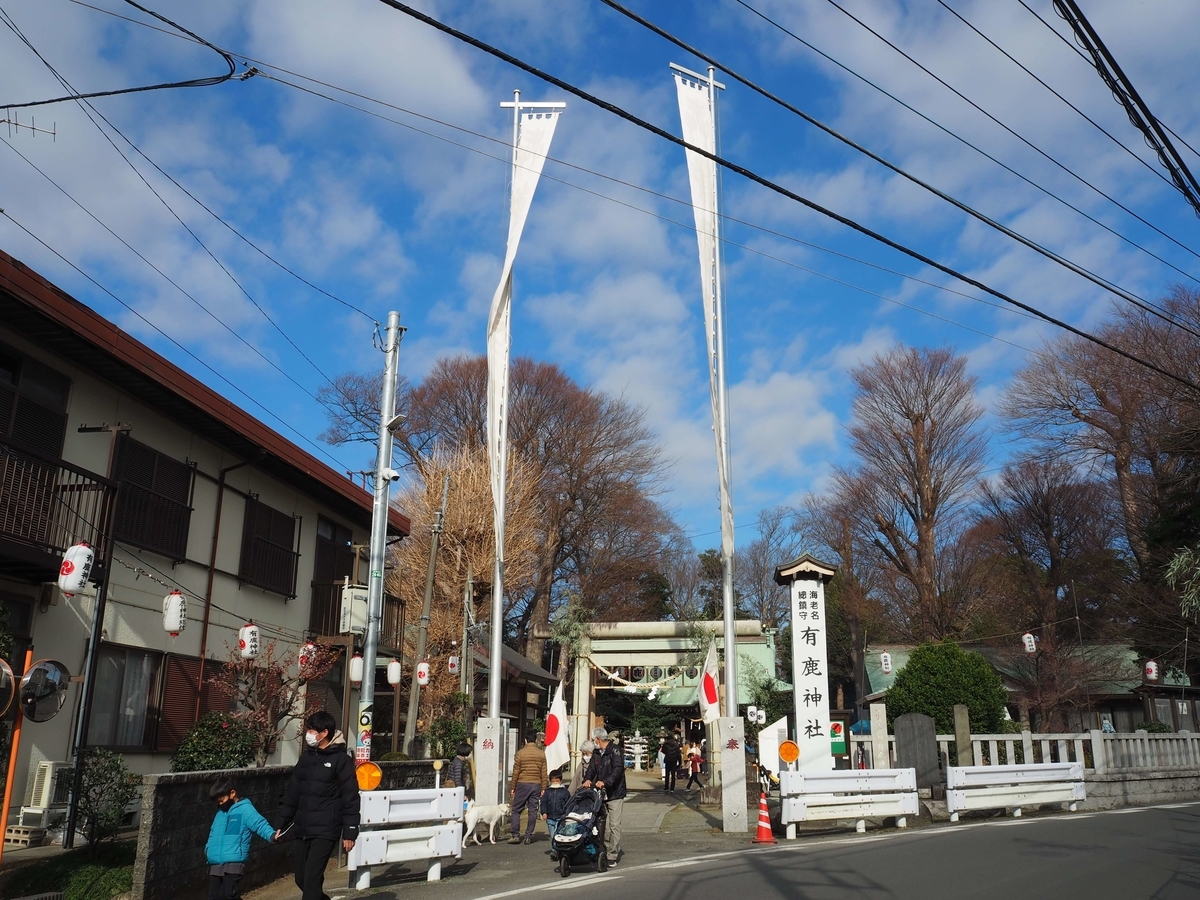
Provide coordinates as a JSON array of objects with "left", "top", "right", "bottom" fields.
[
  {"left": 790, "top": 578, "right": 833, "bottom": 772},
  {"left": 486, "top": 109, "right": 560, "bottom": 593},
  {"left": 674, "top": 71, "right": 734, "bottom": 566}
]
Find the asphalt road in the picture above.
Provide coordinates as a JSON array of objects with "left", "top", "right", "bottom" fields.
[{"left": 460, "top": 802, "right": 1200, "bottom": 900}]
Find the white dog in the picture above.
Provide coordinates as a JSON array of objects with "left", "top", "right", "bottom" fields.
[{"left": 463, "top": 801, "right": 510, "bottom": 846}]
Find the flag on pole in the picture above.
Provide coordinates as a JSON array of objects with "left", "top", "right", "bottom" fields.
[
  {"left": 544, "top": 682, "right": 570, "bottom": 773},
  {"left": 698, "top": 638, "right": 721, "bottom": 724}
]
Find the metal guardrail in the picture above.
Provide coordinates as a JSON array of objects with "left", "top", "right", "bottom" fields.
[
  {"left": 348, "top": 787, "right": 464, "bottom": 886},
  {"left": 946, "top": 762, "right": 1085, "bottom": 821},
  {"left": 779, "top": 768, "right": 919, "bottom": 835}
]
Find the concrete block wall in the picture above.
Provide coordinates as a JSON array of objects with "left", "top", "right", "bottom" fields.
[{"left": 131, "top": 760, "right": 438, "bottom": 900}]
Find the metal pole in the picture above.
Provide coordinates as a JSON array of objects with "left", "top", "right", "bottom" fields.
[
  {"left": 63, "top": 484, "right": 119, "bottom": 849},
  {"left": 403, "top": 475, "right": 448, "bottom": 756},
  {"left": 0, "top": 647, "right": 34, "bottom": 867},
  {"left": 359, "top": 311, "right": 402, "bottom": 763}
]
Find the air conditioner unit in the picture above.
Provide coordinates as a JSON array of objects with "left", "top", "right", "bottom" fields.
[
  {"left": 19, "top": 760, "right": 72, "bottom": 827},
  {"left": 339, "top": 581, "right": 369, "bottom": 635}
]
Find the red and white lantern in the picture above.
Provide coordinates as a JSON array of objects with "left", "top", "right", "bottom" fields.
[
  {"left": 349, "top": 653, "right": 364, "bottom": 685},
  {"left": 416, "top": 661, "right": 430, "bottom": 686},
  {"left": 880, "top": 651, "right": 893, "bottom": 675},
  {"left": 238, "top": 622, "right": 260, "bottom": 659},
  {"left": 298, "top": 641, "right": 317, "bottom": 670},
  {"left": 58, "top": 542, "right": 94, "bottom": 597},
  {"left": 1145, "top": 659, "right": 1160, "bottom": 682},
  {"left": 387, "top": 660, "right": 402, "bottom": 686},
  {"left": 1022, "top": 632, "right": 1038, "bottom": 654},
  {"left": 448, "top": 655, "right": 460, "bottom": 675},
  {"left": 163, "top": 590, "right": 187, "bottom": 637}
]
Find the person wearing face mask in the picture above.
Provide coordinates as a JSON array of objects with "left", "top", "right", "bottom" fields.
[
  {"left": 569, "top": 740, "right": 595, "bottom": 794},
  {"left": 205, "top": 776, "right": 277, "bottom": 900},
  {"left": 275, "top": 711, "right": 361, "bottom": 900}
]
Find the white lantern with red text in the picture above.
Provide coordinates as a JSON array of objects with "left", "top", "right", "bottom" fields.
[
  {"left": 1145, "top": 659, "right": 1160, "bottom": 682},
  {"left": 298, "top": 641, "right": 317, "bottom": 671},
  {"left": 387, "top": 660, "right": 402, "bottom": 686},
  {"left": 880, "top": 652, "right": 893, "bottom": 675},
  {"left": 416, "top": 661, "right": 430, "bottom": 686},
  {"left": 448, "top": 655, "right": 460, "bottom": 675},
  {"left": 238, "top": 622, "right": 260, "bottom": 659},
  {"left": 163, "top": 590, "right": 187, "bottom": 637},
  {"left": 58, "top": 542, "right": 94, "bottom": 597},
  {"left": 1022, "top": 632, "right": 1038, "bottom": 654},
  {"left": 349, "top": 653, "right": 364, "bottom": 685}
]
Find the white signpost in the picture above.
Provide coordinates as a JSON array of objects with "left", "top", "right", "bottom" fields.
[{"left": 773, "top": 554, "right": 838, "bottom": 774}]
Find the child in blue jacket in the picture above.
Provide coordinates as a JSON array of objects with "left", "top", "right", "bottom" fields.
[{"left": 206, "top": 776, "right": 277, "bottom": 900}]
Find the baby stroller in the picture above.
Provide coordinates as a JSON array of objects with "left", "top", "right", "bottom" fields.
[{"left": 552, "top": 787, "right": 608, "bottom": 877}]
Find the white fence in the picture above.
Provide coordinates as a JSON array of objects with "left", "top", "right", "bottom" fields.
[
  {"left": 780, "top": 769, "right": 918, "bottom": 836},
  {"left": 945, "top": 762, "right": 1085, "bottom": 821},
  {"left": 348, "top": 787, "right": 464, "bottom": 887}
]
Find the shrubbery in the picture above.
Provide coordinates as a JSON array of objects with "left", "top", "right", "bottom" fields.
[
  {"left": 1136, "top": 720, "right": 1173, "bottom": 734},
  {"left": 885, "top": 641, "right": 1008, "bottom": 733},
  {"left": 77, "top": 749, "right": 140, "bottom": 851},
  {"left": 171, "top": 712, "right": 257, "bottom": 773}
]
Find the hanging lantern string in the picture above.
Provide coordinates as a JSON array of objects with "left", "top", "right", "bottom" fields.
[{"left": 585, "top": 656, "right": 683, "bottom": 690}]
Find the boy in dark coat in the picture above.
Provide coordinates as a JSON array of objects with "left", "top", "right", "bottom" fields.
[
  {"left": 276, "top": 711, "right": 360, "bottom": 900},
  {"left": 539, "top": 768, "right": 570, "bottom": 860}
]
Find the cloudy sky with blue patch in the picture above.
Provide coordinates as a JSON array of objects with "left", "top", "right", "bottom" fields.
[{"left": 1, "top": 0, "right": 1197, "bottom": 547}]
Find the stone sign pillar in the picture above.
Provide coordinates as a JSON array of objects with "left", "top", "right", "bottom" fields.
[
  {"left": 773, "top": 554, "right": 838, "bottom": 773},
  {"left": 717, "top": 717, "right": 747, "bottom": 832},
  {"left": 894, "top": 713, "right": 941, "bottom": 790},
  {"left": 474, "top": 717, "right": 507, "bottom": 806}
]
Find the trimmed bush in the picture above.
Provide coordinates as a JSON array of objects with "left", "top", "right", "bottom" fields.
[
  {"left": 65, "top": 864, "right": 133, "bottom": 900},
  {"left": 885, "top": 641, "right": 1008, "bottom": 734},
  {"left": 1136, "top": 720, "right": 1173, "bottom": 734},
  {"left": 171, "top": 712, "right": 257, "bottom": 772}
]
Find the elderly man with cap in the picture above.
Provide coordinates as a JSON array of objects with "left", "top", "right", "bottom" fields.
[
  {"left": 581, "top": 727, "right": 626, "bottom": 866},
  {"left": 569, "top": 740, "right": 595, "bottom": 795}
]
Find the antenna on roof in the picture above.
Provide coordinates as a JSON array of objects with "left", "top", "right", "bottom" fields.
[{"left": 3, "top": 109, "right": 56, "bottom": 140}]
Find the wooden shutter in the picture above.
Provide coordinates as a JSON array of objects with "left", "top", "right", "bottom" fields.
[
  {"left": 200, "top": 660, "right": 233, "bottom": 715},
  {"left": 10, "top": 395, "right": 67, "bottom": 458},
  {"left": 156, "top": 655, "right": 200, "bottom": 751},
  {"left": 112, "top": 434, "right": 194, "bottom": 559}
]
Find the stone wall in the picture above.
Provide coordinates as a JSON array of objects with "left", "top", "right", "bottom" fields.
[
  {"left": 1082, "top": 767, "right": 1200, "bottom": 810},
  {"left": 131, "top": 760, "right": 438, "bottom": 900}
]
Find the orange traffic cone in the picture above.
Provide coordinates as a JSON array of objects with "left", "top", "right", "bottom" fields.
[{"left": 752, "top": 792, "right": 776, "bottom": 844}]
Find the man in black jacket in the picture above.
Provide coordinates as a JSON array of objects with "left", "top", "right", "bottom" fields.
[
  {"left": 662, "top": 732, "right": 682, "bottom": 793},
  {"left": 276, "top": 711, "right": 360, "bottom": 900},
  {"left": 581, "top": 727, "right": 626, "bottom": 866}
]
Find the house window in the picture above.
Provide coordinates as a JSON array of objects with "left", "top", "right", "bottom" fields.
[
  {"left": 154, "top": 655, "right": 233, "bottom": 752},
  {"left": 239, "top": 496, "right": 299, "bottom": 597},
  {"left": 0, "top": 344, "right": 70, "bottom": 458},
  {"left": 90, "top": 645, "right": 161, "bottom": 750},
  {"left": 111, "top": 433, "right": 194, "bottom": 560}
]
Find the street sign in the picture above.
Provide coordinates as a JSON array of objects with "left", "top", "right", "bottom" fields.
[{"left": 779, "top": 740, "right": 800, "bottom": 764}]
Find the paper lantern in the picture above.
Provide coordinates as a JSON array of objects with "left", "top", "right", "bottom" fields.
[
  {"left": 1145, "top": 659, "right": 1160, "bottom": 682},
  {"left": 880, "top": 651, "right": 893, "bottom": 675},
  {"left": 238, "top": 622, "right": 260, "bottom": 659},
  {"left": 448, "top": 655, "right": 460, "bottom": 675},
  {"left": 298, "top": 641, "right": 317, "bottom": 670},
  {"left": 747, "top": 704, "right": 758, "bottom": 722},
  {"left": 1022, "top": 632, "right": 1038, "bottom": 654},
  {"left": 163, "top": 590, "right": 187, "bottom": 637},
  {"left": 387, "top": 660, "right": 402, "bottom": 686},
  {"left": 349, "top": 653, "right": 364, "bottom": 685},
  {"left": 416, "top": 661, "right": 430, "bottom": 686},
  {"left": 58, "top": 542, "right": 94, "bottom": 597}
]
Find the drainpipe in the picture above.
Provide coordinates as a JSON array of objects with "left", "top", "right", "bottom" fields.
[{"left": 196, "top": 459, "right": 252, "bottom": 721}]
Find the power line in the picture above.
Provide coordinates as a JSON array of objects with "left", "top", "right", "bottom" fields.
[
  {"left": 814, "top": 0, "right": 1200, "bottom": 267},
  {"left": 601, "top": 0, "right": 1200, "bottom": 340},
  {"left": 373, "top": 0, "right": 1200, "bottom": 394},
  {"left": 1052, "top": 0, "right": 1200, "bottom": 218},
  {"left": 0, "top": 0, "right": 234, "bottom": 109},
  {"left": 731, "top": 0, "right": 1200, "bottom": 291}
]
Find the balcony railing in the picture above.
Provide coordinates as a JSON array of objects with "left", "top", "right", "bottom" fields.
[
  {"left": 309, "top": 581, "right": 404, "bottom": 652},
  {"left": 239, "top": 535, "right": 299, "bottom": 598},
  {"left": 0, "top": 439, "right": 115, "bottom": 562}
]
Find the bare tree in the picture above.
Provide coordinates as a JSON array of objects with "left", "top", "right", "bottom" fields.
[
  {"left": 834, "top": 345, "right": 987, "bottom": 640},
  {"left": 735, "top": 506, "right": 802, "bottom": 628},
  {"left": 660, "top": 528, "right": 704, "bottom": 621}
]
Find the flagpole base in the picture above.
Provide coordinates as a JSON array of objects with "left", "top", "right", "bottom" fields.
[{"left": 717, "top": 717, "right": 748, "bottom": 832}]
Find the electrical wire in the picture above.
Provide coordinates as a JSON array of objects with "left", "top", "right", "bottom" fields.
[
  {"left": 731, "top": 0, "right": 1200, "bottom": 292},
  {"left": 814, "top": 0, "right": 1200, "bottom": 266},
  {"left": 0, "top": 0, "right": 234, "bottom": 109},
  {"left": 595, "top": 0, "right": 1200, "bottom": 339},
  {"left": 374, "top": 0, "right": 1200, "bottom": 394}
]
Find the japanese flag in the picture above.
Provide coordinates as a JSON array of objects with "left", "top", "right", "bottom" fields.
[
  {"left": 544, "top": 682, "right": 570, "bottom": 773},
  {"left": 698, "top": 638, "right": 721, "bottom": 724}
]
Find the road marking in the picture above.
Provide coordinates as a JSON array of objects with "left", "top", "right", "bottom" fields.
[{"left": 544, "top": 875, "right": 621, "bottom": 890}]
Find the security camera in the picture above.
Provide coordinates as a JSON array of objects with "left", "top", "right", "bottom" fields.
[{"left": 379, "top": 467, "right": 401, "bottom": 482}]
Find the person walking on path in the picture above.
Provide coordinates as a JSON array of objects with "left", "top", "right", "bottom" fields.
[
  {"left": 205, "top": 776, "right": 276, "bottom": 900},
  {"left": 662, "top": 732, "right": 682, "bottom": 793},
  {"left": 569, "top": 741, "right": 594, "bottom": 795},
  {"left": 445, "top": 742, "right": 474, "bottom": 800},
  {"left": 509, "top": 728, "right": 547, "bottom": 844},
  {"left": 582, "top": 727, "right": 626, "bottom": 866},
  {"left": 685, "top": 740, "right": 705, "bottom": 792},
  {"left": 275, "top": 711, "right": 360, "bottom": 900},
  {"left": 540, "top": 768, "right": 570, "bottom": 861}
]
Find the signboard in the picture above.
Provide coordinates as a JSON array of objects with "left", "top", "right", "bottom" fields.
[
  {"left": 830, "top": 717, "right": 847, "bottom": 756},
  {"left": 790, "top": 577, "right": 832, "bottom": 772}
]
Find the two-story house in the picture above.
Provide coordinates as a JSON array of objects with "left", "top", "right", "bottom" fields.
[{"left": 0, "top": 248, "right": 409, "bottom": 824}]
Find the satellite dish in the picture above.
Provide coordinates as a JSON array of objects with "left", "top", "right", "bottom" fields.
[
  {"left": 0, "top": 658, "right": 14, "bottom": 717},
  {"left": 19, "top": 659, "right": 70, "bottom": 723}
]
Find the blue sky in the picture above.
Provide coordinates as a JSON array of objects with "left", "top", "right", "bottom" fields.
[{"left": 2, "top": 0, "right": 1198, "bottom": 547}]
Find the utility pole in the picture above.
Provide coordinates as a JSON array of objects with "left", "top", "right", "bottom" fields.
[
  {"left": 403, "top": 473, "right": 448, "bottom": 756},
  {"left": 358, "top": 311, "right": 402, "bottom": 764}
]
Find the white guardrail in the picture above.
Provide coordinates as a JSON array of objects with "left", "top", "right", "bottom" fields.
[
  {"left": 946, "top": 762, "right": 1085, "bottom": 822},
  {"left": 348, "top": 787, "right": 465, "bottom": 887},
  {"left": 780, "top": 768, "right": 919, "bottom": 835}
]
